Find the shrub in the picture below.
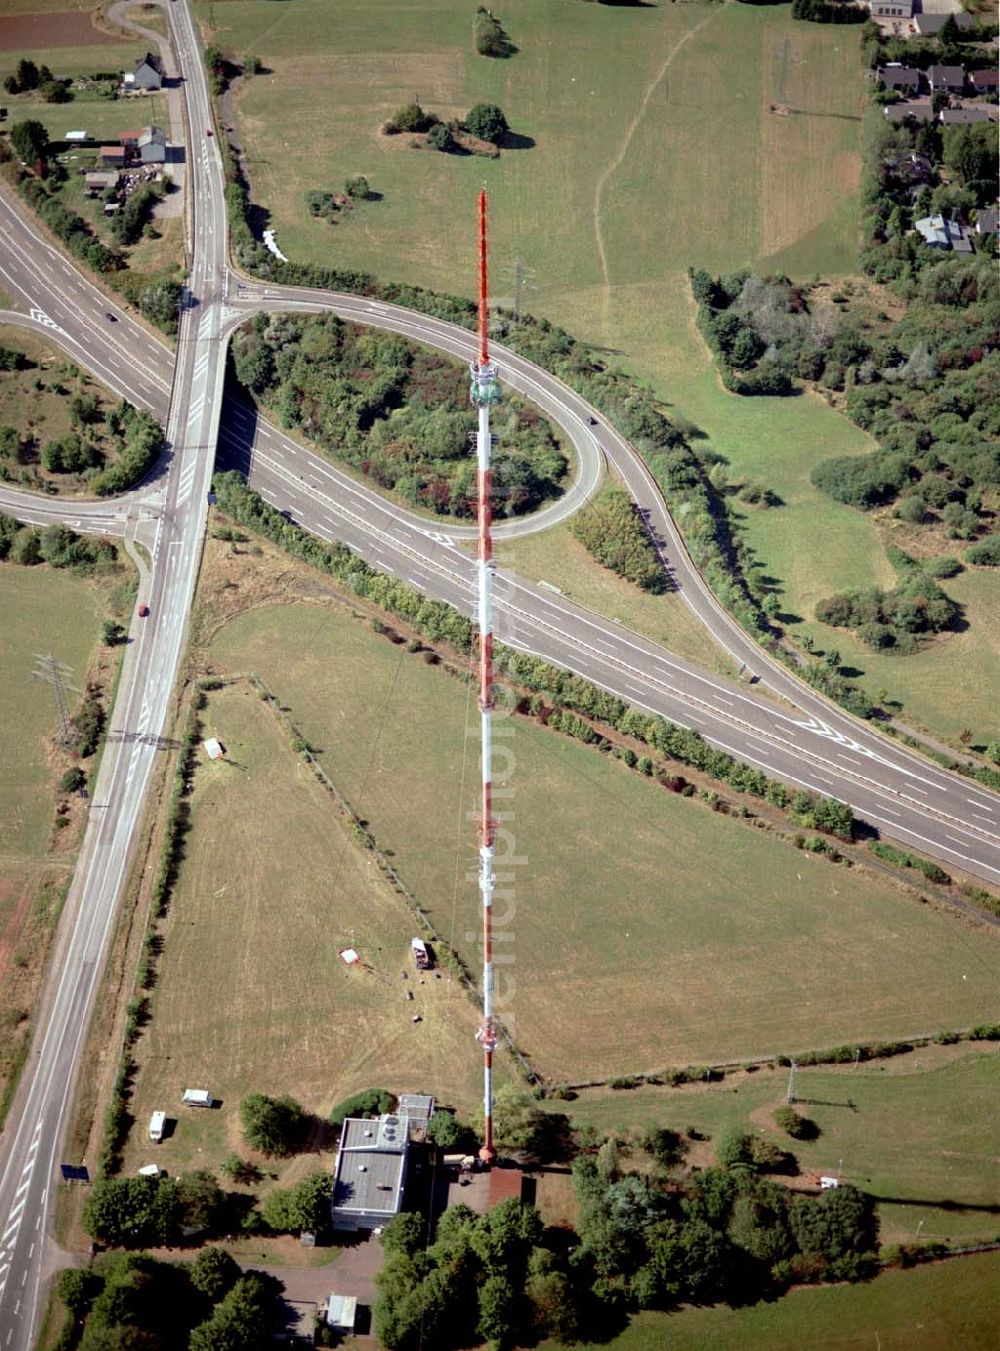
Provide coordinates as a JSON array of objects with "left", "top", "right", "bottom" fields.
[
  {"left": 465, "top": 102, "right": 509, "bottom": 144},
  {"left": 59, "top": 766, "right": 86, "bottom": 793},
  {"left": 964, "top": 534, "right": 1000, "bottom": 566},
  {"left": 329, "top": 1087, "right": 395, "bottom": 1128},
  {"left": 774, "top": 1106, "right": 820, "bottom": 1140}
]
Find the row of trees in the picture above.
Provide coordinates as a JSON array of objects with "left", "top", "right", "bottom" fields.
[
  {"left": 0, "top": 515, "right": 116, "bottom": 571},
  {"left": 230, "top": 311, "right": 565, "bottom": 517},
  {"left": 385, "top": 99, "right": 511, "bottom": 151}
]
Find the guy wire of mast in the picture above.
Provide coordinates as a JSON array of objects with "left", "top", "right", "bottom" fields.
[{"left": 470, "top": 187, "right": 502, "bottom": 1165}]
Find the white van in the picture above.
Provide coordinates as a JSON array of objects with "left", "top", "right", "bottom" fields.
[
  {"left": 148, "top": 1111, "right": 166, "bottom": 1143},
  {"left": 181, "top": 1088, "right": 213, "bottom": 1108}
]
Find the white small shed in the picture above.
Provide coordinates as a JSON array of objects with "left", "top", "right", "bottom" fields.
[
  {"left": 325, "top": 1294, "right": 357, "bottom": 1332},
  {"left": 203, "top": 737, "right": 224, "bottom": 760}
]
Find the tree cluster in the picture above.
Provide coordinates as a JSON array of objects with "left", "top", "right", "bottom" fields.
[
  {"left": 4, "top": 59, "right": 71, "bottom": 102},
  {"left": 329, "top": 1086, "right": 395, "bottom": 1127},
  {"left": 569, "top": 484, "right": 666, "bottom": 592},
  {"left": 571, "top": 1152, "right": 877, "bottom": 1319},
  {"left": 110, "top": 182, "right": 163, "bottom": 246},
  {"left": 815, "top": 547, "right": 961, "bottom": 653},
  {"left": 81, "top": 1172, "right": 227, "bottom": 1248},
  {"left": 56, "top": 1250, "right": 283, "bottom": 1351},
  {"left": 382, "top": 99, "right": 510, "bottom": 151},
  {"left": 374, "top": 1199, "right": 566, "bottom": 1350},
  {"left": 230, "top": 312, "right": 566, "bottom": 518}
]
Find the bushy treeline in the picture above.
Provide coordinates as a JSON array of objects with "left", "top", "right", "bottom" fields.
[
  {"left": 0, "top": 515, "right": 117, "bottom": 571},
  {"left": 55, "top": 1248, "right": 283, "bottom": 1351},
  {"left": 791, "top": 0, "right": 866, "bottom": 22},
  {"left": 569, "top": 484, "right": 666, "bottom": 591},
  {"left": 231, "top": 312, "right": 565, "bottom": 517},
  {"left": 212, "top": 472, "right": 856, "bottom": 840},
  {"left": 815, "top": 547, "right": 960, "bottom": 652},
  {"left": 92, "top": 400, "right": 163, "bottom": 494}
]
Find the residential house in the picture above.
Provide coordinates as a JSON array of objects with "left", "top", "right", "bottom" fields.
[
  {"left": 878, "top": 64, "right": 921, "bottom": 93},
  {"left": 131, "top": 52, "right": 164, "bottom": 91},
  {"left": 939, "top": 105, "right": 997, "bottom": 124},
  {"left": 915, "top": 214, "right": 973, "bottom": 254},
  {"left": 969, "top": 69, "right": 1000, "bottom": 97},
  {"left": 913, "top": 12, "right": 974, "bottom": 36},
  {"left": 883, "top": 101, "right": 936, "bottom": 123},
  {"left": 137, "top": 126, "right": 167, "bottom": 163},
  {"left": 927, "top": 65, "right": 966, "bottom": 96},
  {"left": 975, "top": 207, "right": 999, "bottom": 235},
  {"left": 870, "top": 0, "right": 914, "bottom": 18}
]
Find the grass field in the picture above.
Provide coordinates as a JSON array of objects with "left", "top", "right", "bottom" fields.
[
  {"left": 492, "top": 522, "right": 736, "bottom": 679},
  {"left": 545, "top": 1045, "right": 1000, "bottom": 1246},
  {"left": 207, "top": 596, "right": 1000, "bottom": 1082},
  {"left": 121, "top": 682, "right": 485, "bottom": 1177},
  {"left": 548, "top": 1250, "right": 1000, "bottom": 1351}
]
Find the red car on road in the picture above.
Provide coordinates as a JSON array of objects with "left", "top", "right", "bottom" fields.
[{"left": 138, "top": 603, "right": 150, "bottom": 618}]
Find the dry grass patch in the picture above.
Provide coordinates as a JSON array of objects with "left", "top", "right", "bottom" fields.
[{"left": 121, "top": 681, "right": 485, "bottom": 1180}]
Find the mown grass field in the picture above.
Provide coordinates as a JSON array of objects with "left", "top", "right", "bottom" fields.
[
  {"left": 208, "top": 599, "right": 1000, "bottom": 1082},
  {"left": 545, "top": 1046, "right": 1000, "bottom": 1246},
  {"left": 121, "top": 682, "right": 485, "bottom": 1177},
  {"left": 548, "top": 1250, "right": 1000, "bottom": 1351},
  {"left": 492, "top": 522, "right": 736, "bottom": 679}
]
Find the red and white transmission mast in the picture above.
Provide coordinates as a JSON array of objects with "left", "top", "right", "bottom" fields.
[{"left": 471, "top": 188, "right": 502, "bottom": 1165}]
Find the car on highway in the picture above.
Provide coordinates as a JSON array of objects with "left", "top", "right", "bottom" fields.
[
  {"left": 206, "top": 128, "right": 213, "bottom": 136},
  {"left": 138, "top": 603, "right": 150, "bottom": 617},
  {"left": 105, "top": 312, "right": 117, "bottom": 322},
  {"left": 587, "top": 416, "right": 598, "bottom": 426}
]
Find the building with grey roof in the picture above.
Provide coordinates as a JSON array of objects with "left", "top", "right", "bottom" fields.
[
  {"left": 912, "top": 11, "right": 974, "bottom": 36},
  {"left": 331, "top": 1114, "right": 411, "bottom": 1232},
  {"left": 939, "top": 105, "right": 997, "bottom": 124}
]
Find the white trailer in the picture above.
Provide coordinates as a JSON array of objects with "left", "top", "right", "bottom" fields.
[
  {"left": 148, "top": 1111, "right": 166, "bottom": 1142},
  {"left": 181, "top": 1088, "right": 214, "bottom": 1107}
]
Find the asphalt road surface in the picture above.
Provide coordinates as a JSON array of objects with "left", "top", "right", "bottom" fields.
[{"left": 0, "top": 0, "right": 998, "bottom": 1343}]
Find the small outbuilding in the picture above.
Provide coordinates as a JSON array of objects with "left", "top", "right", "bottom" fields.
[
  {"left": 203, "top": 737, "right": 224, "bottom": 760},
  {"left": 325, "top": 1294, "right": 357, "bottom": 1334}
]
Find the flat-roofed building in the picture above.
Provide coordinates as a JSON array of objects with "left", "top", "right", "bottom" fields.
[{"left": 331, "top": 1114, "right": 410, "bottom": 1232}]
